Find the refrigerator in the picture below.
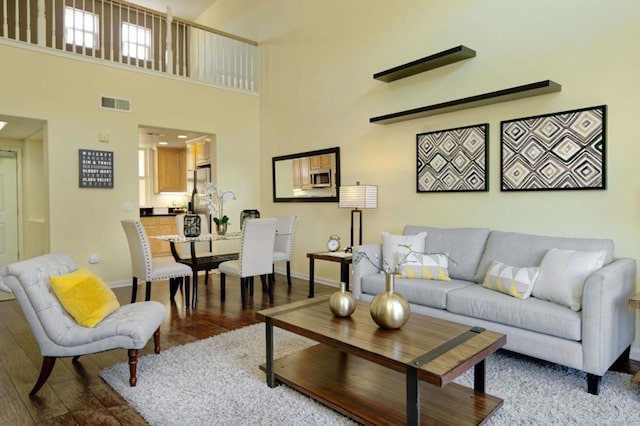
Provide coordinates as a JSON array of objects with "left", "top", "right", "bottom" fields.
[{"left": 187, "top": 166, "right": 212, "bottom": 230}]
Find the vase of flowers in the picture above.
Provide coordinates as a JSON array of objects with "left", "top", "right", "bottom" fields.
[
  {"left": 329, "top": 281, "right": 356, "bottom": 318},
  {"left": 369, "top": 272, "right": 409, "bottom": 329},
  {"left": 200, "top": 183, "right": 236, "bottom": 236}
]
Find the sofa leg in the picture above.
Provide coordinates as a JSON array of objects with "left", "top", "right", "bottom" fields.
[
  {"left": 128, "top": 349, "right": 138, "bottom": 387},
  {"left": 30, "top": 356, "right": 56, "bottom": 396},
  {"left": 587, "top": 373, "right": 601, "bottom": 395}
]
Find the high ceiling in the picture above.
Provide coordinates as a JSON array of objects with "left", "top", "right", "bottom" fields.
[{"left": 132, "top": 0, "right": 217, "bottom": 20}]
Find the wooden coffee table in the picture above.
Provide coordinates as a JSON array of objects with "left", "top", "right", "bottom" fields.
[{"left": 256, "top": 296, "right": 506, "bottom": 425}]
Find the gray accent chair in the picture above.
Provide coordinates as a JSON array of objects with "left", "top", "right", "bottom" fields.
[
  {"left": 219, "top": 218, "right": 277, "bottom": 309},
  {"left": 0, "top": 253, "right": 168, "bottom": 395}
]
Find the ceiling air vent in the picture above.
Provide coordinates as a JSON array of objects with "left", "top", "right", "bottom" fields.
[{"left": 100, "top": 96, "right": 131, "bottom": 112}]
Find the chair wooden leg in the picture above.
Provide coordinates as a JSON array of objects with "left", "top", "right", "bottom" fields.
[
  {"left": 286, "top": 261, "right": 292, "bottom": 287},
  {"left": 260, "top": 274, "right": 268, "bottom": 292},
  {"left": 29, "top": 356, "right": 56, "bottom": 396},
  {"left": 130, "top": 277, "right": 138, "bottom": 303},
  {"left": 169, "top": 277, "right": 180, "bottom": 301},
  {"left": 72, "top": 356, "right": 80, "bottom": 363},
  {"left": 220, "top": 273, "right": 226, "bottom": 301},
  {"left": 153, "top": 327, "right": 161, "bottom": 354},
  {"left": 128, "top": 349, "right": 138, "bottom": 387},
  {"left": 268, "top": 273, "right": 275, "bottom": 305},
  {"left": 145, "top": 281, "right": 152, "bottom": 301},
  {"left": 184, "top": 276, "right": 191, "bottom": 308},
  {"left": 241, "top": 278, "right": 248, "bottom": 310},
  {"left": 249, "top": 277, "right": 255, "bottom": 297},
  {"left": 205, "top": 271, "right": 209, "bottom": 286}
]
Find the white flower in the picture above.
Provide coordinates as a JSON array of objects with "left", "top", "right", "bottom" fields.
[{"left": 199, "top": 183, "right": 236, "bottom": 223}]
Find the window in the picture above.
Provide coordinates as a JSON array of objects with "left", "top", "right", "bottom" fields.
[
  {"left": 64, "top": 7, "right": 99, "bottom": 49},
  {"left": 122, "top": 23, "right": 151, "bottom": 61}
]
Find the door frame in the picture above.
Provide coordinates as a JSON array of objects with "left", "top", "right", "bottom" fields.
[{"left": 0, "top": 146, "right": 23, "bottom": 263}]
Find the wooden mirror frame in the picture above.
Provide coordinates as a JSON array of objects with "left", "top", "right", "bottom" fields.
[{"left": 272, "top": 147, "right": 341, "bottom": 203}]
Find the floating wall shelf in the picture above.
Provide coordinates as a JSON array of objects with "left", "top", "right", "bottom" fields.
[
  {"left": 369, "top": 80, "right": 562, "bottom": 125},
  {"left": 373, "top": 45, "right": 476, "bottom": 82}
]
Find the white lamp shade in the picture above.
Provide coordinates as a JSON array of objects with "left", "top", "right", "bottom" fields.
[{"left": 339, "top": 184, "right": 378, "bottom": 209}]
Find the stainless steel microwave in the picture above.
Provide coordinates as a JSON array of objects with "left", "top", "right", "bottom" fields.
[{"left": 310, "top": 168, "right": 332, "bottom": 187}]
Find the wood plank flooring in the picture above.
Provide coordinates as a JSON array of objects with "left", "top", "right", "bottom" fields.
[
  {"left": 0, "top": 272, "right": 638, "bottom": 425},
  {"left": 0, "top": 272, "right": 335, "bottom": 425}
]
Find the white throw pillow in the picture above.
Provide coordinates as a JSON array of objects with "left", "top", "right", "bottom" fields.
[
  {"left": 482, "top": 261, "right": 539, "bottom": 300},
  {"left": 398, "top": 252, "right": 451, "bottom": 281},
  {"left": 381, "top": 231, "right": 427, "bottom": 273},
  {"left": 532, "top": 248, "right": 606, "bottom": 311}
]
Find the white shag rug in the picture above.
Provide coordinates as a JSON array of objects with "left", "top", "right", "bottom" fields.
[{"left": 100, "top": 324, "right": 640, "bottom": 425}]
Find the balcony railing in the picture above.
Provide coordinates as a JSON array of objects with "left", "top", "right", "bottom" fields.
[{"left": 0, "top": 0, "right": 259, "bottom": 92}]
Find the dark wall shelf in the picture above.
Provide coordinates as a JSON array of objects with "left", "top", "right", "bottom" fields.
[
  {"left": 370, "top": 80, "right": 561, "bottom": 125},
  {"left": 373, "top": 45, "right": 476, "bottom": 82}
]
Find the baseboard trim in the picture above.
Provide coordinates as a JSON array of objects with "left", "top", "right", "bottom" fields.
[{"left": 630, "top": 346, "right": 640, "bottom": 362}]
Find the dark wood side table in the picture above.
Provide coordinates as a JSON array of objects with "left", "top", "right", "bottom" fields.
[
  {"left": 629, "top": 294, "right": 640, "bottom": 385},
  {"left": 307, "top": 251, "right": 353, "bottom": 298}
]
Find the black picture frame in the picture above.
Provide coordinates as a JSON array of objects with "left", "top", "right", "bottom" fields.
[
  {"left": 79, "top": 149, "right": 114, "bottom": 188},
  {"left": 501, "top": 105, "right": 606, "bottom": 191},
  {"left": 416, "top": 123, "right": 488, "bottom": 192}
]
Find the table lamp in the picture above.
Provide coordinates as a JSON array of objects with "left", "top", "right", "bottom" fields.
[{"left": 339, "top": 182, "right": 378, "bottom": 247}]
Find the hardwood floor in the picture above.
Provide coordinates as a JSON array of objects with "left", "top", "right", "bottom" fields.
[
  {"left": 1, "top": 272, "right": 639, "bottom": 425},
  {"left": 0, "top": 272, "right": 335, "bottom": 425}
]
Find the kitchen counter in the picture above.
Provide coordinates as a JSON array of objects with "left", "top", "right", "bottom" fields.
[{"left": 140, "top": 207, "right": 187, "bottom": 217}]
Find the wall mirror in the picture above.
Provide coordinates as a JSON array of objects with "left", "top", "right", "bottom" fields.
[{"left": 272, "top": 147, "right": 340, "bottom": 202}]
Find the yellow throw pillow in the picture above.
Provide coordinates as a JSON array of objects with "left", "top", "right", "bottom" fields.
[{"left": 50, "top": 267, "right": 120, "bottom": 328}]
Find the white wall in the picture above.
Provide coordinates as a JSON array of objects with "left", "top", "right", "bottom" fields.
[
  {"left": 0, "top": 42, "right": 260, "bottom": 283},
  {"left": 200, "top": 0, "right": 640, "bottom": 346}
]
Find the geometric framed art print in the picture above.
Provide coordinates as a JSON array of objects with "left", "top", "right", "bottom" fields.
[
  {"left": 417, "top": 123, "right": 488, "bottom": 192},
  {"left": 501, "top": 105, "right": 606, "bottom": 191}
]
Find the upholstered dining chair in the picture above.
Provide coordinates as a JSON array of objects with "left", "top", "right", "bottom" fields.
[
  {"left": 272, "top": 215, "right": 297, "bottom": 287},
  {"left": 121, "top": 220, "right": 193, "bottom": 305},
  {"left": 218, "top": 218, "right": 277, "bottom": 310},
  {"left": 0, "top": 253, "right": 167, "bottom": 395}
]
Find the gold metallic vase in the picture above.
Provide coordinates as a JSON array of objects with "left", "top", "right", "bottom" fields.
[
  {"left": 370, "top": 273, "right": 410, "bottom": 329},
  {"left": 329, "top": 282, "right": 356, "bottom": 317},
  {"left": 215, "top": 223, "right": 228, "bottom": 235}
]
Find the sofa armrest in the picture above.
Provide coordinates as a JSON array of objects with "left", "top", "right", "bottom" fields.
[
  {"left": 352, "top": 244, "right": 382, "bottom": 299},
  {"left": 582, "top": 257, "right": 636, "bottom": 375}
]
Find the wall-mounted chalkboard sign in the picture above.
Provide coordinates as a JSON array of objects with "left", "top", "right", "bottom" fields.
[{"left": 79, "top": 149, "right": 114, "bottom": 188}]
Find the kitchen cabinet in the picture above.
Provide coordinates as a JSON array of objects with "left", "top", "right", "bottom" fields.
[
  {"left": 141, "top": 216, "right": 177, "bottom": 256},
  {"left": 154, "top": 147, "right": 187, "bottom": 192},
  {"left": 310, "top": 154, "right": 332, "bottom": 170},
  {"left": 195, "top": 139, "right": 211, "bottom": 166},
  {"left": 186, "top": 139, "right": 212, "bottom": 169},
  {"left": 293, "top": 157, "right": 311, "bottom": 189}
]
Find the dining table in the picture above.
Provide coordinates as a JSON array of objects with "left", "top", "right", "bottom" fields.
[{"left": 151, "top": 232, "right": 241, "bottom": 308}]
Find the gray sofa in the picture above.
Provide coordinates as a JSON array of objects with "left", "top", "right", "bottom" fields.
[{"left": 352, "top": 225, "right": 636, "bottom": 395}]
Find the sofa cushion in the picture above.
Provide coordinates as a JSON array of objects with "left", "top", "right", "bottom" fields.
[
  {"left": 473, "top": 230, "right": 614, "bottom": 283},
  {"left": 533, "top": 248, "right": 606, "bottom": 311},
  {"left": 404, "top": 225, "right": 490, "bottom": 281},
  {"left": 361, "top": 272, "right": 473, "bottom": 309},
  {"left": 382, "top": 231, "right": 426, "bottom": 272},
  {"left": 482, "top": 260, "right": 539, "bottom": 300},
  {"left": 398, "top": 252, "right": 451, "bottom": 281},
  {"left": 49, "top": 267, "right": 120, "bottom": 328},
  {"left": 447, "top": 285, "right": 582, "bottom": 341}
]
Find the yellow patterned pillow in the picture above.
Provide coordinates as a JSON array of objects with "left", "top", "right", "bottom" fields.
[
  {"left": 482, "top": 261, "right": 539, "bottom": 300},
  {"left": 398, "top": 252, "right": 451, "bottom": 281},
  {"left": 50, "top": 267, "right": 120, "bottom": 327}
]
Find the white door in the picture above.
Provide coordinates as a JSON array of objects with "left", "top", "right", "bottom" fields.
[{"left": 0, "top": 150, "right": 19, "bottom": 267}]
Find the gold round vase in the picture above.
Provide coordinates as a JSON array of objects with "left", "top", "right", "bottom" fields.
[
  {"left": 215, "top": 223, "right": 228, "bottom": 235},
  {"left": 329, "top": 282, "right": 356, "bottom": 317},
  {"left": 370, "top": 273, "right": 410, "bottom": 329}
]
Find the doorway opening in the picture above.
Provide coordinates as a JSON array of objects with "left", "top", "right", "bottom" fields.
[{"left": 0, "top": 114, "right": 48, "bottom": 267}]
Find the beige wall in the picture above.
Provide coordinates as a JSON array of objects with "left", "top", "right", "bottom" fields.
[
  {"left": 0, "top": 43, "right": 260, "bottom": 283},
  {"left": 201, "top": 1, "right": 640, "bottom": 344}
]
